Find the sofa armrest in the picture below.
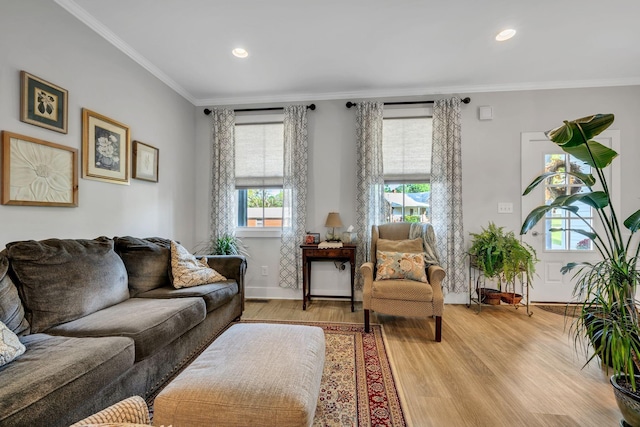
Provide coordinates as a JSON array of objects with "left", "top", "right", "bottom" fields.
[
  {"left": 199, "top": 255, "right": 247, "bottom": 310},
  {"left": 70, "top": 396, "right": 150, "bottom": 426}
]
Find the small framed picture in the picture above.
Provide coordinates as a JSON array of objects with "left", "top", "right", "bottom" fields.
[
  {"left": 82, "top": 108, "right": 130, "bottom": 185},
  {"left": 1, "top": 131, "right": 78, "bottom": 207},
  {"left": 305, "top": 233, "right": 320, "bottom": 244},
  {"left": 132, "top": 140, "right": 159, "bottom": 182},
  {"left": 20, "top": 71, "right": 68, "bottom": 134}
]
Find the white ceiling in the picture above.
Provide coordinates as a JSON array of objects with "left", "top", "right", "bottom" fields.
[{"left": 56, "top": 0, "right": 640, "bottom": 106}]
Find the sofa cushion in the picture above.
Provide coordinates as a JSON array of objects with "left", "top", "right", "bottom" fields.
[
  {"left": 114, "top": 236, "right": 172, "bottom": 296},
  {"left": 0, "top": 253, "right": 29, "bottom": 335},
  {"left": 6, "top": 238, "right": 129, "bottom": 333},
  {"left": 170, "top": 241, "right": 227, "bottom": 289},
  {"left": 0, "top": 320, "right": 26, "bottom": 367},
  {"left": 46, "top": 297, "right": 206, "bottom": 362},
  {"left": 0, "top": 333, "right": 134, "bottom": 426},
  {"left": 137, "top": 281, "right": 238, "bottom": 313}
]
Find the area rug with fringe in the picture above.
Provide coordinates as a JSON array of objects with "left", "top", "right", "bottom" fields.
[{"left": 148, "top": 320, "right": 407, "bottom": 427}]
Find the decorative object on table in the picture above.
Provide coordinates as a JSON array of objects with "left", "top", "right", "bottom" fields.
[
  {"left": 324, "top": 212, "right": 343, "bottom": 241},
  {"left": 1, "top": 131, "right": 78, "bottom": 207},
  {"left": 20, "top": 71, "right": 68, "bottom": 134},
  {"left": 341, "top": 225, "right": 357, "bottom": 243},
  {"left": 82, "top": 108, "right": 130, "bottom": 185},
  {"left": 521, "top": 113, "right": 640, "bottom": 426},
  {"left": 318, "top": 241, "right": 343, "bottom": 249},
  {"left": 468, "top": 222, "right": 537, "bottom": 307},
  {"left": 132, "top": 140, "right": 159, "bottom": 182},
  {"left": 305, "top": 232, "right": 320, "bottom": 244}
]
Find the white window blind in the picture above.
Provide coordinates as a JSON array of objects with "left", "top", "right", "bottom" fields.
[
  {"left": 382, "top": 117, "right": 432, "bottom": 182},
  {"left": 235, "top": 123, "right": 284, "bottom": 188}
]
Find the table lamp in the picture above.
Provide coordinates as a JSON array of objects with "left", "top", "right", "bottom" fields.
[{"left": 324, "top": 212, "right": 343, "bottom": 241}]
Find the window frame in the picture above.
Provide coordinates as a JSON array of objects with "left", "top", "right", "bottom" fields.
[
  {"left": 234, "top": 113, "right": 285, "bottom": 237},
  {"left": 382, "top": 106, "right": 432, "bottom": 223}
]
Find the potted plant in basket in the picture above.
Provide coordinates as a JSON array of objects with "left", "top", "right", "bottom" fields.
[
  {"left": 520, "top": 114, "right": 640, "bottom": 426},
  {"left": 468, "top": 222, "right": 538, "bottom": 305}
]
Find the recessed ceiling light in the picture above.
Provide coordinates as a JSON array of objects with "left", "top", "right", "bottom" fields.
[
  {"left": 232, "top": 48, "right": 248, "bottom": 58},
  {"left": 495, "top": 29, "right": 516, "bottom": 41}
]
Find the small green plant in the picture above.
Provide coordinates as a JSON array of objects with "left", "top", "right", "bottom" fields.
[
  {"left": 211, "top": 233, "right": 248, "bottom": 256},
  {"left": 468, "top": 222, "right": 538, "bottom": 288}
]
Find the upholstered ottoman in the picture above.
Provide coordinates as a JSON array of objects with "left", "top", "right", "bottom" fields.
[{"left": 153, "top": 323, "right": 325, "bottom": 427}]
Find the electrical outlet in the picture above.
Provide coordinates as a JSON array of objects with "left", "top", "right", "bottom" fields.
[
  {"left": 497, "top": 202, "right": 513, "bottom": 214},
  {"left": 261, "top": 266, "right": 268, "bottom": 276}
]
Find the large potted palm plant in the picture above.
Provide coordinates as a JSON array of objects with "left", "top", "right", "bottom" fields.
[{"left": 521, "top": 114, "right": 640, "bottom": 426}]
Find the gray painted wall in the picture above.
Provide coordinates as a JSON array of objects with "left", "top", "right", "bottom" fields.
[
  {"left": 195, "top": 87, "right": 640, "bottom": 302},
  {"left": 0, "top": 1, "right": 197, "bottom": 248}
]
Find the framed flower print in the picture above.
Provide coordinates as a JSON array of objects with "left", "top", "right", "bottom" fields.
[
  {"left": 82, "top": 108, "right": 130, "bottom": 185},
  {"left": 20, "top": 71, "right": 69, "bottom": 134}
]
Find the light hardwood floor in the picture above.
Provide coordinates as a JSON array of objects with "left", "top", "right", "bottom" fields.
[{"left": 243, "top": 299, "right": 620, "bottom": 427}]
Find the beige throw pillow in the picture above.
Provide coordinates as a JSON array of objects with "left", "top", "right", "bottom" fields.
[
  {"left": 0, "top": 320, "right": 26, "bottom": 367},
  {"left": 376, "top": 251, "right": 428, "bottom": 282},
  {"left": 170, "top": 241, "right": 226, "bottom": 289}
]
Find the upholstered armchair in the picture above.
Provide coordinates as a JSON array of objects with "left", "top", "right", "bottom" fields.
[{"left": 361, "top": 223, "right": 446, "bottom": 342}]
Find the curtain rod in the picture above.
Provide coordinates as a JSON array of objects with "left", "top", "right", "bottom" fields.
[
  {"left": 203, "top": 104, "right": 316, "bottom": 116},
  {"left": 345, "top": 97, "right": 471, "bottom": 108}
]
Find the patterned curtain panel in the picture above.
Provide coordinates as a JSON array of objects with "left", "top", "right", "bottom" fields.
[
  {"left": 431, "top": 98, "right": 465, "bottom": 293},
  {"left": 279, "top": 105, "right": 308, "bottom": 289},
  {"left": 355, "top": 101, "right": 385, "bottom": 289},
  {"left": 210, "top": 109, "right": 237, "bottom": 241}
]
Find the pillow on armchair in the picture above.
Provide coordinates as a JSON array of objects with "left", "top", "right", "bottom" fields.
[{"left": 376, "top": 250, "right": 428, "bottom": 282}]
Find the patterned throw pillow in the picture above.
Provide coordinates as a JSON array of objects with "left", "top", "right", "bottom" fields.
[
  {"left": 376, "top": 251, "right": 428, "bottom": 282},
  {"left": 170, "top": 241, "right": 227, "bottom": 289},
  {"left": 0, "top": 320, "right": 26, "bottom": 367}
]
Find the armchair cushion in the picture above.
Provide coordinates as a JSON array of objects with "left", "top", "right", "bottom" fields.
[
  {"left": 376, "top": 251, "right": 428, "bottom": 282},
  {"left": 371, "top": 279, "right": 434, "bottom": 302}
]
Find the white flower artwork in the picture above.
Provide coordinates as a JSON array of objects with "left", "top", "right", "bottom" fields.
[
  {"left": 1, "top": 131, "right": 78, "bottom": 207},
  {"left": 10, "top": 138, "right": 72, "bottom": 202}
]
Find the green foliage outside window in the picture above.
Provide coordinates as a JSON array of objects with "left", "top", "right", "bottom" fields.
[{"left": 247, "top": 189, "right": 284, "bottom": 208}]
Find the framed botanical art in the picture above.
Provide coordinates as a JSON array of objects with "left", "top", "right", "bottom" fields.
[
  {"left": 82, "top": 108, "right": 130, "bottom": 185},
  {"left": 20, "top": 71, "right": 68, "bottom": 134},
  {"left": 132, "top": 140, "right": 159, "bottom": 182},
  {"left": 1, "top": 131, "right": 78, "bottom": 206}
]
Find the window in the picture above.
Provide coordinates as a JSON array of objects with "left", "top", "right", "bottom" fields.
[
  {"left": 543, "top": 153, "right": 593, "bottom": 251},
  {"left": 235, "top": 120, "right": 284, "bottom": 228},
  {"left": 382, "top": 110, "right": 432, "bottom": 223}
]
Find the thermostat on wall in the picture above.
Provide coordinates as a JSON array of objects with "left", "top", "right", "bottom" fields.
[{"left": 478, "top": 106, "right": 493, "bottom": 121}]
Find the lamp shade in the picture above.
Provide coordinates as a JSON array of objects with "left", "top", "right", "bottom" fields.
[{"left": 325, "top": 212, "right": 343, "bottom": 228}]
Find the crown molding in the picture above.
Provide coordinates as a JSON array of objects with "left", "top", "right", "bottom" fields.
[
  {"left": 54, "top": 0, "right": 197, "bottom": 105},
  {"left": 198, "top": 77, "right": 640, "bottom": 107}
]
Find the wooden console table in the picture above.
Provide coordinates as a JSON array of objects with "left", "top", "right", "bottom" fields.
[{"left": 300, "top": 243, "right": 356, "bottom": 312}]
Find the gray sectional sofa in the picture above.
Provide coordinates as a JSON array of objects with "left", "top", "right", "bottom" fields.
[{"left": 0, "top": 236, "right": 246, "bottom": 427}]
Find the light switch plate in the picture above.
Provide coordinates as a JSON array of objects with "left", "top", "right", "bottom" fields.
[{"left": 497, "top": 202, "right": 513, "bottom": 214}]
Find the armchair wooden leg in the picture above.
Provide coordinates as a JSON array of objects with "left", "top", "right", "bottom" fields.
[
  {"left": 435, "top": 316, "right": 442, "bottom": 342},
  {"left": 364, "top": 309, "right": 370, "bottom": 333}
]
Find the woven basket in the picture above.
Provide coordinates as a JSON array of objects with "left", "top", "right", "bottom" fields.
[
  {"left": 477, "top": 288, "right": 502, "bottom": 305},
  {"left": 500, "top": 292, "right": 523, "bottom": 305}
]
